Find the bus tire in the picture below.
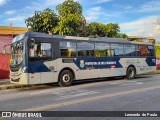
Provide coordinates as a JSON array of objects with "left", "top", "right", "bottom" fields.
[
  {"left": 58, "top": 70, "right": 73, "bottom": 87},
  {"left": 126, "top": 67, "right": 136, "bottom": 79}
]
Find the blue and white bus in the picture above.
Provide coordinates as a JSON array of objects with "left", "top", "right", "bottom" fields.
[{"left": 9, "top": 32, "right": 156, "bottom": 87}]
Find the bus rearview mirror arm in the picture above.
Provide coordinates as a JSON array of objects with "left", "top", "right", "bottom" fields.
[{"left": 3, "top": 44, "right": 11, "bottom": 55}]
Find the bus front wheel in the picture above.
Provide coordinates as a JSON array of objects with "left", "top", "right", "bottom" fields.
[
  {"left": 126, "top": 67, "right": 136, "bottom": 79},
  {"left": 58, "top": 70, "right": 73, "bottom": 87}
]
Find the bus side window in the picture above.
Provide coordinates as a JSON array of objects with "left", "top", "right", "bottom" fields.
[
  {"left": 140, "top": 45, "right": 148, "bottom": 56},
  {"left": 96, "top": 51, "right": 100, "bottom": 57},
  {"left": 36, "top": 43, "right": 42, "bottom": 57},
  {"left": 67, "top": 49, "right": 72, "bottom": 57},
  {"left": 77, "top": 42, "right": 94, "bottom": 57},
  {"left": 29, "top": 42, "right": 52, "bottom": 61},
  {"left": 60, "top": 41, "right": 76, "bottom": 57},
  {"left": 95, "top": 43, "right": 110, "bottom": 57},
  {"left": 107, "top": 50, "right": 111, "bottom": 57},
  {"left": 147, "top": 45, "right": 154, "bottom": 56},
  {"left": 29, "top": 44, "right": 35, "bottom": 57}
]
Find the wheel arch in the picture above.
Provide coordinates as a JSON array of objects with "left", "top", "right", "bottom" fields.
[
  {"left": 58, "top": 67, "right": 75, "bottom": 82},
  {"left": 127, "top": 65, "right": 136, "bottom": 75}
]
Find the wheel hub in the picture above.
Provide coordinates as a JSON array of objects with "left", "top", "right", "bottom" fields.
[
  {"left": 62, "top": 74, "right": 70, "bottom": 83},
  {"left": 129, "top": 70, "right": 134, "bottom": 78}
]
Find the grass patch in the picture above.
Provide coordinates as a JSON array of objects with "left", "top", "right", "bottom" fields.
[
  {"left": 0, "top": 84, "right": 39, "bottom": 90},
  {"left": 143, "top": 70, "right": 160, "bottom": 75}
]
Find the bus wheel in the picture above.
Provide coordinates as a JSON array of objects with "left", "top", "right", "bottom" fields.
[
  {"left": 126, "top": 67, "right": 136, "bottom": 79},
  {"left": 58, "top": 70, "right": 73, "bottom": 87}
]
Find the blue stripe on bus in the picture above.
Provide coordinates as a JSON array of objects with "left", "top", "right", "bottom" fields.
[
  {"left": 74, "top": 57, "right": 123, "bottom": 69},
  {"left": 27, "top": 57, "right": 156, "bottom": 73},
  {"left": 28, "top": 62, "right": 51, "bottom": 73},
  {"left": 145, "top": 57, "right": 156, "bottom": 66}
]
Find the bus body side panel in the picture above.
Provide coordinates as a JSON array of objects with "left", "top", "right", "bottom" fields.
[
  {"left": 40, "top": 60, "right": 57, "bottom": 83},
  {"left": 119, "top": 57, "right": 156, "bottom": 75},
  {"left": 28, "top": 73, "right": 41, "bottom": 84},
  {"left": 27, "top": 60, "right": 57, "bottom": 84},
  {"left": 10, "top": 73, "right": 29, "bottom": 84},
  {"left": 73, "top": 68, "right": 126, "bottom": 80},
  {"left": 55, "top": 57, "right": 156, "bottom": 81},
  {"left": 26, "top": 56, "right": 156, "bottom": 84},
  {"left": 55, "top": 58, "right": 126, "bottom": 80}
]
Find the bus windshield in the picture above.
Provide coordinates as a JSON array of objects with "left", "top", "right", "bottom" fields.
[{"left": 10, "top": 41, "right": 24, "bottom": 65}]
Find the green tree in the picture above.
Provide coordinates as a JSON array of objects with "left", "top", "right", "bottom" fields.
[
  {"left": 54, "top": 0, "right": 83, "bottom": 36},
  {"left": 155, "top": 45, "right": 160, "bottom": 57},
  {"left": 79, "top": 22, "right": 121, "bottom": 38},
  {"left": 116, "top": 33, "right": 128, "bottom": 40},
  {"left": 25, "top": 8, "right": 58, "bottom": 34},
  {"left": 79, "top": 22, "right": 107, "bottom": 37},
  {"left": 88, "top": 22, "right": 106, "bottom": 37},
  {"left": 105, "top": 23, "right": 120, "bottom": 37}
]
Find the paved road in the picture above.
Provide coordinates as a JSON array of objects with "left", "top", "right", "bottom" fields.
[{"left": 0, "top": 75, "right": 160, "bottom": 119}]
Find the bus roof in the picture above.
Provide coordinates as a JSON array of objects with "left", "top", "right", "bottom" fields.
[{"left": 25, "top": 32, "right": 153, "bottom": 45}]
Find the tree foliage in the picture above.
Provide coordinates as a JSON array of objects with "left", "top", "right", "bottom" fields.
[
  {"left": 156, "top": 45, "right": 160, "bottom": 57},
  {"left": 79, "top": 22, "right": 124, "bottom": 38},
  {"left": 25, "top": 0, "right": 128, "bottom": 39},
  {"left": 54, "top": 0, "right": 83, "bottom": 36},
  {"left": 105, "top": 23, "right": 120, "bottom": 37},
  {"left": 25, "top": 8, "right": 58, "bottom": 34},
  {"left": 116, "top": 33, "right": 128, "bottom": 40},
  {"left": 79, "top": 22, "right": 104, "bottom": 37}
]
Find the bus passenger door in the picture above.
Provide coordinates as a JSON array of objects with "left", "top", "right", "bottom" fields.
[
  {"left": 28, "top": 40, "right": 53, "bottom": 84},
  {"left": 28, "top": 62, "right": 41, "bottom": 84}
]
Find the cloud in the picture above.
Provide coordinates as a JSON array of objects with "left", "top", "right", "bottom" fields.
[
  {"left": 28, "top": 0, "right": 65, "bottom": 10},
  {"left": 7, "top": 16, "right": 26, "bottom": 22},
  {"left": 85, "top": 7, "right": 106, "bottom": 21},
  {"left": 112, "top": 4, "right": 133, "bottom": 10},
  {"left": 4, "top": 0, "right": 82, "bottom": 26},
  {"left": 85, "top": 6, "right": 121, "bottom": 22},
  {"left": 4, "top": 10, "right": 16, "bottom": 15},
  {"left": 21, "top": 0, "right": 82, "bottom": 18},
  {"left": 24, "top": 0, "right": 81, "bottom": 12},
  {"left": 0, "top": 0, "right": 8, "bottom": 6},
  {"left": 93, "top": 0, "right": 112, "bottom": 4},
  {"left": 4, "top": 0, "right": 66, "bottom": 26},
  {"left": 120, "top": 17, "right": 155, "bottom": 30},
  {"left": 119, "top": 16, "right": 160, "bottom": 41},
  {"left": 138, "top": 0, "right": 160, "bottom": 12}
]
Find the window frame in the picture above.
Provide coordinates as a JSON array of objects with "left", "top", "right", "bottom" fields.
[
  {"left": 110, "top": 43, "right": 124, "bottom": 57},
  {"left": 28, "top": 38, "right": 53, "bottom": 62},
  {"left": 95, "top": 42, "right": 111, "bottom": 57},
  {"left": 147, "top": 45, "right": 155, "bottom": 57},
  {"left": 123, "top": 44, "right": 137, "bottom": 57},
  {"left": 59, "top": 41, "right": 77, "bottom": 58},
  {"left": 77, "top": 41, "right": 95, "bottom": 57}
]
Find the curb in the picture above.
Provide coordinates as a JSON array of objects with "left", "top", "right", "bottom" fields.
[
  {"left": 0, "top": 83, "right": 43, "bottom": 90},
  {"left": 0, "top": 83, "right": 34, "bottom": 90},
  {"left": 0, "top": 84, "right": 30, "bottom": 90}
]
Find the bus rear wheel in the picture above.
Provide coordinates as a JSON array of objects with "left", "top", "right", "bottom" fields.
[
  {"left": 58, "top": 70, "right": 73, "bottom": 87},
  {"left": 126, "top": 67, "right": 136, "bottom": 79}
]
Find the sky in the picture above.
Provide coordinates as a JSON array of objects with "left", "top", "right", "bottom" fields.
[{"left": 0, "top": 0, "right": 160, "bottom": 41}]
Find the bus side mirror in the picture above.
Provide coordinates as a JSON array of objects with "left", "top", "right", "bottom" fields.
[
  {"left": 30, "top": 38, "right": 35, "bottom": 44},
  {"left": 29, "top": 38, "right": 35, "bottom": 49},
  {"left": 3, "top": 44, "right": 11, "bottom": 54},
  {"left": 29, "top": 38, "right": 36, "bottom": 57}
]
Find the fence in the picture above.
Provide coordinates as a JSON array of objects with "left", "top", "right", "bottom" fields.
[
  {"left": 0, "top": 36, "right": 12, "bottom": 79},
  {"left": 0, "top": 54, "right": 10, "bottom": 79}
]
